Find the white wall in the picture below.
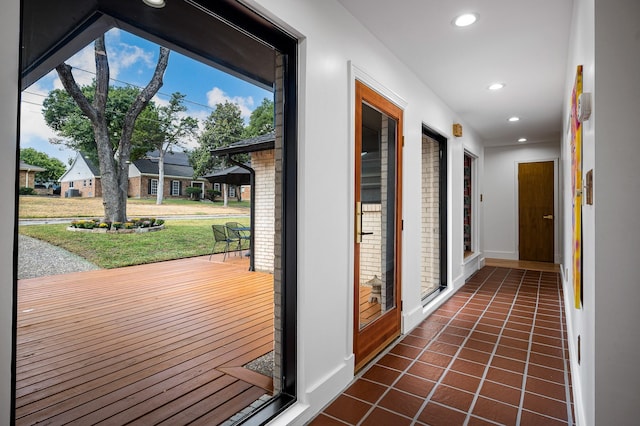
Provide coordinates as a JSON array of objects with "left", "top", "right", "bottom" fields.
[
  {"left": 562, "top": 1, "right": 595, "bottom": 424},
  {"left": 245, "top": 1, "right": 483, "bottom": 424},
  {"left": 563, "top": 0, "right": 640, "bottom": 424},
  {"left": 483, "top": 142, "right": 560, "bottom": 261},
  {"left": 0, "top": 1, "right": 18, "bottom": 424},
  {"left": 592, "top": 0, "right": 640, "bottom": 424},
  {"left": 60, "top": 155, "right": 98, "bottom": 182}
]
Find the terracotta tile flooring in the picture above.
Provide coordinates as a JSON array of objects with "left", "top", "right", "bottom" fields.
[{"left": 311, "top": 266, "right": 574, "bottom": 425}]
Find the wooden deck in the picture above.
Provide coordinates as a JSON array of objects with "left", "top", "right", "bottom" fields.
[{"left": 16, "top": 254, "right": 274, "bottom": 425}]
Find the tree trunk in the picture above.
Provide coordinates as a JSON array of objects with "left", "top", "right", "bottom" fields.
[
  {"left": 223, "top": 183, "right": 228, "bottom": 207},
  {"left": 55, "top": 35, "right": 169, "bottom": 223},
  {"left": 156, "top": 149, "right": 165, "bottom": 205}
]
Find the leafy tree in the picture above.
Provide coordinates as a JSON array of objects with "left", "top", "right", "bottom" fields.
[
  {"left": 243, "top": 97, "right": 274, "bottom": 138},
  {"left": 190, "top": 101, "right": 244, "bottom": 178},
  {"left": 20, "top": 148, "right": 67, "bottom": 183},
  {"left": 44, "top": 85, "right": 161, "bottom": 165},
  {"left": 147, "top": 92, "right": 198, "bottom": 204},
  {"left": 46, "top": 34, "right": 169, "bottom": 222}
]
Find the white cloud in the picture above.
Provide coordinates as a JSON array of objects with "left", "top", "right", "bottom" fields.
[
  {"left": 20, "top": 81, "right": 58, "bottom": 143},
  {"left": 20, "top": 81, "right": 76, "bottom": 164},
  {"left": 206, "top": 87, "right": 254, "bottom": 120},
  {"left": 49, "top": 28, "right": 157, "bottom": 90}
]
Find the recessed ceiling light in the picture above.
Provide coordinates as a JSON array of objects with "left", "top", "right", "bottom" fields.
[
  {"left": 518, "top": 138, "right": 527, "bottom": 142},
  {"left": 142, "top": 0, "right": 165, "bottom": 8},
  {"left": 453, "top": 13, "right": 479, "bottom": 27},
  {"left": 508, "top": 116, "right": 520, "bottom": 122},
  {"left": 488, "top": 83, "right": 505, "bottom": 91}
]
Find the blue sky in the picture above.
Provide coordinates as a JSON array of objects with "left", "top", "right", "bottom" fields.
[{"left": 20, "top": 28, "right": 273, "bottom": 166}]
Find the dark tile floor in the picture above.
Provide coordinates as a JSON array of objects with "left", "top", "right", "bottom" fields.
[{"left": 310, "top": 267, "right": 574, "bottom": 425}]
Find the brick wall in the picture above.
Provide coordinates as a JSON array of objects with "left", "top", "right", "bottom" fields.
[
  {"left": 19, "top": 171, "right": 35, "bottom": 188},
  {"left": 60, "top": 178, "right": 102, "bottom": 197},
  {"left": 130, "top": 176, "right": 209, "bottom": 199},
  {"left": 421, "top": 135, "right": 440, "bottom": 297},
  {"left": 252, "top": 150, "right": 275, "bottom": 273},
  {"left": 360, "top": 204, "right": 383, "bottom": 284}
]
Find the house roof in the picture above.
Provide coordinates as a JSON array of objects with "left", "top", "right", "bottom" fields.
[
  {"left": 202, "top": 164, "right": 251, "bottom": 185},
  {"left": 132, "top": 150, "right": 197, "bottom": 179},
  {"left": 19, "top": 162, "right": 46, "bottom": 172},
  {"left": 210, "top": 132, "right": 275, "bottom": 157},
  {"left": 59, "top": 152, "right": 101, "bottom": 182},
  {"left": 79, "top": 153, "right": 101, "bottom": 176}
]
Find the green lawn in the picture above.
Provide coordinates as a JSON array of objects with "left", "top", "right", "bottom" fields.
[{"left": 19, "top": 218, "right": 250, "bottom": 269}]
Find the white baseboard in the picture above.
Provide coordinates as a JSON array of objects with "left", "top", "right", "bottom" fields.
[
  {"left": 482, "top": 250, "right": 518, "bottom": 260},
  {"left": 270, "top": 355, "right": 355, "bottom": 425}
]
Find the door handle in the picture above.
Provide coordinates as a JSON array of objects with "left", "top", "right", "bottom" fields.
[
  {"left": 543, "top": 214, "right": 553, "bottom": 220},
  {"left": 356, "top": 201, "right": 362, "bottom": 243},
  {"left": 356, "top": 201, "right": 374, "bottom": 243}
]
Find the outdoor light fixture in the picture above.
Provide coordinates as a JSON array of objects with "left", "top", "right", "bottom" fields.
[
  {"left": 453, "top": 13, "right": 478, "bottom": 27},
  {"left": 488, "top": 82, "right": 505, "bottom": 91},
  {"left": 142, "top": 0, "right": 166, "bottom": 8},
  {"left": 508, "top": 116, "right": 520, "bottom": 122}
]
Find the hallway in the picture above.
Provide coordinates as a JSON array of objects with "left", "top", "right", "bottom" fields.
[{"left": 311, "top": 266, "right": 574, "bottom": 425}]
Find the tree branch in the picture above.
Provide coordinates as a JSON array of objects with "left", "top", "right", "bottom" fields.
[
  {"left": 120, "top": 47, "right": 170, "bottom": 148},
  {"left": 93, "top": 35, "right": 109, "bottom": 115},
  {"left": 55, "top": 63, "right": 97, "bottom": 122}
]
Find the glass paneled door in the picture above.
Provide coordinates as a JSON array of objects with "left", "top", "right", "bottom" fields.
[{"left": 354, "top": 81, "right": 403, "bottom": 371}]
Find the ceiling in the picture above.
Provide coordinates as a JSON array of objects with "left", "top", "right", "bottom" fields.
[
  {"left": 21, "top": 0, "right": 278, "bottom": 92},
  {"left": 337, "top": 0, "right": 575, "bottom": 147}
]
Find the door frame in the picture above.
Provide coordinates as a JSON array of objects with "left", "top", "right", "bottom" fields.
[
  {"left": 421, "top": 125, "right": 448, "bottom": 304},
  {"left": 350, "top": 66, "right": 406, "bottom": 372},
  {"left": 17, "top": 1, "right": 299, "bottom": 423},
  {"left": 515, "top": 158, "right": 559, "bottom": 263}
]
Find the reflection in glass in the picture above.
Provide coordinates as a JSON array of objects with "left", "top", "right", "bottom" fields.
[{"left": 358, "top": 103, "right": 397, "bottom": 329}]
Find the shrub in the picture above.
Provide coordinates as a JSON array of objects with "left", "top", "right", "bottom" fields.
[
  {"left": 155, "top": 219, "right": 165, "bottom": 226},
  {"left": 98, "top": 222, "right": 110, "bottom": 229},
  {"left": 124, "top": 222, "right": 135, "bottom": 229},
  {"left": 185, "top": 186, "right": 203, "bottom": 200},
  {"left": 112, "top": 222, "right": 123, "bottom": 229},
  {"left": 19, "top": 187, "right": 37, "bottom": 195},
  {"left": 205, "top": 189, "right": 221, "bottom": 201}
]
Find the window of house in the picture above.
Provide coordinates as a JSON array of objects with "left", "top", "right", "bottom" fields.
[
  {"left": 229, "top": 185, "right": 236, "bottom": 198},
  {"left": 89, "top": 179, "right": 92, "bottom": 186},
  {"left": 171, "top": 180, "right": 180, "bottom": 196},
  {"left": 213, "top": 183, "right": 220, "bottom": 191},
  {"left": 83, "top": 179, "right": 86, "bottom": 186},
  {"left": 69, "top": 181, "right": 74, "bottom": 188},
  {"left": 150, "top": 179, "right": 158, "bottom": 195}
]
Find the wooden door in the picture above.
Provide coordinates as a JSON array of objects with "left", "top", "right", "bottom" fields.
[
  {"left": 354, "top": 81, "right": 403, "bottom": 371},
  {"left": 518, "top": 161, "right": 554, "bottom": 262}
]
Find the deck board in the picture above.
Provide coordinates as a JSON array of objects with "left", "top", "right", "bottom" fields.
[{"left": 16, "top": 255, "right": 274, "bottom": 425}]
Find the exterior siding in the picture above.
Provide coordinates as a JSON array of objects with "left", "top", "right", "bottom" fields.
[
  {"left": 252, "top": 150, "right": 275, "bottom": 274},
  {"left": 60, "top": 178, "right": 102, "bottom": 198},
  {"left": 128, "top": 175, "right": 211, "bottom": 199}
]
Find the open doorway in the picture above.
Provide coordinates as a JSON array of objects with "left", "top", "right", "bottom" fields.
[
  {"left": 16, "top": 1, "right": 297, "bottom": 424},
  {"left": 421, "top": 127, "right": 447, "bottom": 303}
]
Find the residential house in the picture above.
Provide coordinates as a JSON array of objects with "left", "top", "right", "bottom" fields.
[
  {"left": 4, "top": 1, "right": 640, "bottom": 425},
  {"left": 58, "top": 152, "right": 101, "bottom": 198},
  {"left": 128, "top": 150, "right": 211, "bottom": 199},
  {"left": 18, "top": 161, "right": 45, "bottom": 189},
  {"left": 59, "top": 151, "right": 210, "bottom": 199}
]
